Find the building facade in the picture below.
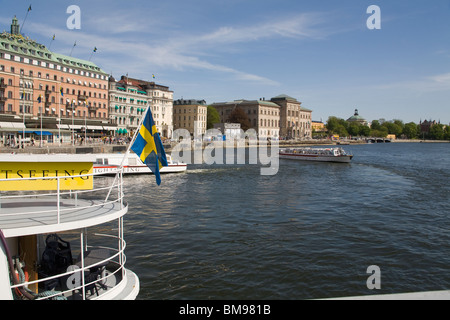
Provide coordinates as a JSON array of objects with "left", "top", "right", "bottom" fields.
[
  {"left": 211, "top": 99, "right": 280, "bottom": 139},
  {"left": 109, "top": 75, "right": 174, "bottom": 138},
  {"left": 109, "top": 76, "right": 151, "bottom": 136},
  {"left": 270, "top": 94, "right": 312, "bottom": 139},
  {"left": 0, "top": 17, "right": 110, "bottom": 144},
  {"left": 173, "top": 99, "right": 207, "bottom": 137}
]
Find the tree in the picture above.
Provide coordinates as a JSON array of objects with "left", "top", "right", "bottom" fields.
[
  {"left": 371, "top": 127, "right": 388, "bottom": 137},
  {"left": 227, "top": 106, "right": 252, "bottom": 131},
  {"left": 429, "top": 124, "right": 445, "bottom": 140},
  {"left": 326, "top": 116, "right": 348, "bottom": 135},
  {"left": 445, "top": 126, "right": 450, "bottom": 140},
  {"left": 348, "top": 122, "right": 361, "bottom": 136},
  {"left": 403, "top": 122, "right": 419, "bottom": 139},
  {"left": 370, "top": 120, "right": 382, "bottom": 131},
  {"left": 382, "top": 121, "right": 403, "bottom": 137},
  {"left": 207, "top": 105, "right": 220, "bottom": 129},
  {"left": 360, "top": 125, "right": 371, "bottom": 137}
]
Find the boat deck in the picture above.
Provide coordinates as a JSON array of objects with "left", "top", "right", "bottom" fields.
[{"left": 0, "top": 197, "right": 127, "bottom": 237}]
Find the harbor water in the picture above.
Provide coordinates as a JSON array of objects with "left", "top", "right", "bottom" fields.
[{"left": 115, "top": 142, "right": 450, "bottom": 300}]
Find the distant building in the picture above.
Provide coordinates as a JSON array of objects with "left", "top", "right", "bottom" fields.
[
  {"left": 0, "top": 17, "right": 110, "bottom": 144},
  {"left": 109, "top": 75, "right": 174, "bottom": 138},
  {"left": 270, "top": 94, "right": 312, "bottom": 139},
  {"left": 211, "top": 99, "right": 280, "bottom": 139},
  {"left": 173, "top": 99, "right": 207, "bottom": 137},
  {"left": 419, "top": 120, "right": 439, "bottom": 134},
  {"left": 214, "top": 123, "right": 242, "bottom": 140},
  {"left": 347, "top": 109, "right": 368, "bottom": 126},
  {"left": 312, "top": 121, "right": 326, "bottom": 132}
]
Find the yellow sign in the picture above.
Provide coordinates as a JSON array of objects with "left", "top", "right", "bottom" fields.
[{"left": 0, "top": 162, "right": 93, "bottom": 191}]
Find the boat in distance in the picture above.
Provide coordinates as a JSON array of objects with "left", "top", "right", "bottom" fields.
[
  {"left": 279, "top": 147, "right": 353, "bottom": 163},
  {"left": 93, "top": 153, "right": 187, "bottom": 175}
]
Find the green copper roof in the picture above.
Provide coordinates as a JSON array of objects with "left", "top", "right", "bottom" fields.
[{"left": 0, "top": 31, "right": 106, "bottom": 75}]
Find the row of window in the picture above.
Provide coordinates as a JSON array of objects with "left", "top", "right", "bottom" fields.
[
  {"left": 174, "top": 107, "right": 207, "bottom": 114},
  {"left": 175, "top": 115, "right": 207, "bottom": 121},
  {"left": 0, "top": 51, "right": 106, "bottom": 80},
  {"left": 0, "top": 103, "right": 107, "bottom": 118}
]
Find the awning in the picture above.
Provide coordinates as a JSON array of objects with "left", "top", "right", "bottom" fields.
[
  {"left": 68, "top": 125, "right": 83, "bottom": 129},
  {"left": 87, "top": 126, "right": 104, "bottom": 130},
  {"left": 35, "top": 131, "right": 53, "bottom": 136},
  {"left": 0, "top": 122, "right": 14, "bottom": 128},
  {"left": 57, "top": 124, "right": 70, "bottom": 129},
  {"left": 0, "top": 122, "right": 26, "bottom": 129},
  {"left": 25, "top": 131, "right": 53, "bottom": 136}
]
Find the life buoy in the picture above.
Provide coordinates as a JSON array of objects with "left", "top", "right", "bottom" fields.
[{"left": 14, "top": 266, "right": 30, "bottom": 296}]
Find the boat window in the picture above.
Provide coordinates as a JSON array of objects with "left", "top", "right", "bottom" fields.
[{"left": 94, "top": 158, "right": 108, "bottom": 165}]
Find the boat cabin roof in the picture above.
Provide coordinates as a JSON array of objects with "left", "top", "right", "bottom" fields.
[{"left": 0, "top": 154, "right": 96, "bottom": 163}]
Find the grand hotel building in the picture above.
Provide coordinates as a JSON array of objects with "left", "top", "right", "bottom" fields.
[{"left": 0, "top": 17, "right": 111, "bottom": 144}]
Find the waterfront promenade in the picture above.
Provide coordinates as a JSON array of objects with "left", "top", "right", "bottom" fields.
[{"left": 0, "top": 138, "right": 447, "bottom": 155}]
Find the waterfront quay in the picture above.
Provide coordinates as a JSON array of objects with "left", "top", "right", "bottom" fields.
[
  {"left": 0, "top": 138, "right": 446, "bottom": 156},
  {"left": 0, "top": 138, "right": 365, "bottom": 155}
]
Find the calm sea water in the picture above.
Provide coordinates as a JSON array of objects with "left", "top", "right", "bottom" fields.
[{"left": 119, "top": 142, "right": 450, "bottom": 300}]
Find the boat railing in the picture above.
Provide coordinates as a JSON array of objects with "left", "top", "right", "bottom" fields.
[
  {"left": 9, "top": 231, "right": 128, "bottom": 300},
  {"left": 0, "top": 168, "right": 125, "bottom": 226}
]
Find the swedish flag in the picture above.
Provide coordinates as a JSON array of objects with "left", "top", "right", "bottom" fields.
[{"left": 131, "top": 107, "right": 168, "bottom": 185}]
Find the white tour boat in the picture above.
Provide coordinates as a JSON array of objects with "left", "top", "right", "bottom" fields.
[
  {"left": 0, "top": 153, "right": 139, "bottom": 300},
  {"left": 279, "top": 147, "right": 353, "bottom": 163},
  {"left": 93, "top": 153, "right": 187, "bottom": 175}
]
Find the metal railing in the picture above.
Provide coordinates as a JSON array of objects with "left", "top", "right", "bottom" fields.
[
  {"left": 10, "top": 231, "right": 128, "bottom": 300},
  {"left": 1, "top": 167, "right": 132, "bottom": 300},
  {"left": 0, "top": 168, "right": 125, "bottom": 227}
]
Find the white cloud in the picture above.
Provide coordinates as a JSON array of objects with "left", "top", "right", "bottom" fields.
[{"left": 22, "top": 10, "right": 331, "bottom": 87}]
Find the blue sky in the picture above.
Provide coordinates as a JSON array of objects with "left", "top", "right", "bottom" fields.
[{"left": 1, "top": 0, "right": 450, "bottom": 123}]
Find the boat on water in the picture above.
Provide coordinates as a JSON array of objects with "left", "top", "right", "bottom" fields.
[
  {"left": 93, "top": 153, "right": 187, "bottom": 175},
  {"left": 279, "top": 147, "right": 353, "bottom": 163},
  {"left": 0, "top": 153, "right": 139, "bottom": 300}
]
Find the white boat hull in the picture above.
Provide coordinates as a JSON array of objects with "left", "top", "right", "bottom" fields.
[
  {"left": 93, "top": 153, "right": 187, "bottom": 175},
  {"left": 279, "top": 147, "right": 353, "bottom": 163},
  {"left": 93, "top": 164, "right": 187, "bottom": 175},
  {"left": 279, "top": 153, "right": 353, "bottom": 163}
]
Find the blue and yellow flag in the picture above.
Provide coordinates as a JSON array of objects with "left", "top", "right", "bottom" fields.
[{"left": 131, "top": 108, "right": 168, "bottom": 185}]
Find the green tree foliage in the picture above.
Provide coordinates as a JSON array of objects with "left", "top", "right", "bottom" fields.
[
  {"left": 403, "top": 122, "right": 419, "bottom": 139},
  {"left": 227, "top": 106, "right": 252, "bottom": 131},
  {"left": 325, "top": 116, "right": 449, "bottom": 140},
  {"left": 445, "top": 126, "right": 450, "bottom": 140},
  {"left": 207, "top": 105, "right": 220, "bottom": 129},
  {"left": 429, "top": 124, "right": 445, "bottom": 140}
]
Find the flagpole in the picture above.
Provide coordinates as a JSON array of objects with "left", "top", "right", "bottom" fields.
[
  {"left": 104, "top": 106, "right": 150, "bottom": 202},
  {"left": 89, "top": 48, "right": 97, "bottom": 61},
  {"left": 70, "top": 41, "right": 76, "bottom": 56},
  {"left": 49, "top": 35, "right": 55, "bottom": 50},
  {"left": 58, "top": 85, "right": 61, "bottom": 146},
  {"left": 21, "top": 5, "right": 32, "bottom": 34}
]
